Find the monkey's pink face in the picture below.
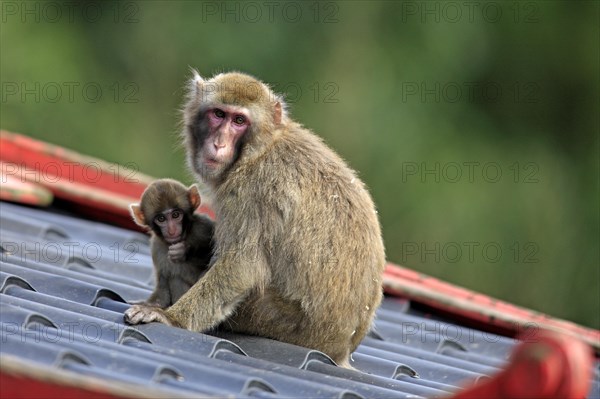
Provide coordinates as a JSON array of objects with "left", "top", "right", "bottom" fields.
[
  {"left": 200, "top": 106, "right": 250, "bottom": 174},
  {"left": 154, "top": 209, "right": 184, "bottom": 244}
]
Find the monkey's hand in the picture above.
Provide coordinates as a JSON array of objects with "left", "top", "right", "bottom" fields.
[
  {"left": 123, "top": 305, "right": 181, "bottom": 327},
  {"left": 168, "top": 242, "right": 186, "bottom": 263}
]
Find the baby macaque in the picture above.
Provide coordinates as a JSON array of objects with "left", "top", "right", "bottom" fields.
[{"left": 130, "top": 178, "right": 214, "bottom": 307}]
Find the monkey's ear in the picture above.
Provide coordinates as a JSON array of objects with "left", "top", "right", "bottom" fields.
[
  {"left": 192, "top": 69, "right": 204, "bottom": 84},
  {"left": 130, "top": 204, "right": 147, "bottom": 226},
  {"left": 188, "top": 185, "right": 202, "bottom": 210},
  {"left": 274, "top": 102, "right": 282, "bottom": 125},
  {"left": 189, "top": 68, "right": 204, "bottom": 98}
]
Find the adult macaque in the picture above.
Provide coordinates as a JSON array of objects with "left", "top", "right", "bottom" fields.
[
  {"left": 125, "top": 71, "right": 385, "bottom": 367},
  {"left": 129, "top": 179, "right": 214, "bottom": 307}
]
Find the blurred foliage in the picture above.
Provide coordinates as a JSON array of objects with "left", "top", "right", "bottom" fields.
[{"left": 1, "top": 1, "right": 598, "bottom": 328}]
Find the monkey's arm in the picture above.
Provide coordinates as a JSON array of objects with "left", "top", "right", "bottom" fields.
[
  {"left": 186, "top": 215, "right": 215, "bottom": 265},
  {"left": 139, "top": 238, "right": 176, "bottom": 308},
  {"left": 124, "top": 249, "right": 268, "bottom": 329}
]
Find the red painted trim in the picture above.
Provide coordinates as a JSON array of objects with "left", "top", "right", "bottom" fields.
[
  {"left": 449, "top": 329, "right": 593, "bottom": 399},
  {"left": 0, "top": 170, "right": 53, "bottom": 206},
  {"left": 0, "top": 131, "right": 215, "bottom": 229},
  {"left": 383, "top": 263, "right": 600, "bottom": 352},
  {"left": 0, "top": 130, "right": 149, "bottom": 197},
  {"left": 0, "top": 372, "right": 126, "bottom": 399}
]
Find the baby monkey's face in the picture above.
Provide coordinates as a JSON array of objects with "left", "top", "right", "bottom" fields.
[{"left": 153, "top": 208, "right": 184, "bottom": 244}]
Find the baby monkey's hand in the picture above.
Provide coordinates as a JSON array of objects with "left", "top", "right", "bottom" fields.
[{"left": 168, "top": 242, "right": 186, "bottom": 262}]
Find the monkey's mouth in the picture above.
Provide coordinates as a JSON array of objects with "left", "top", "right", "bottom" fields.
[
  {"left": 204, "top": 157, "right": 220, "bottom": 168},
  {"left": 164, "top": 236, "right": 182, "bottom": 244}
]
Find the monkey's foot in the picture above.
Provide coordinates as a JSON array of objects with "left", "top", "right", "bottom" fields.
[{"left": 124, "top": 305, "right": 178, "bottom": 326}]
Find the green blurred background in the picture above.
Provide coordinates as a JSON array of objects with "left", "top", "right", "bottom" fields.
[{"left": 1, "top": 1, "right": 598, "bottom": 329}]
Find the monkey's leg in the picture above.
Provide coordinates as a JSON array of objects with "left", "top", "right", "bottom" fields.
[
  {"left": 222, "top": 290, "right": 353, "bottom": 367},
  {"left": 219, "top": 290, "right": 304, "bottom": 336},
  {"left": 169, "top": 277, "right": 193, "bottom": 305},
  {"left": 144, "top": 274, "right": 172, "bottom": 307},
  {"left": 126, "top": 272, "right": 171, "bottom": 308}
]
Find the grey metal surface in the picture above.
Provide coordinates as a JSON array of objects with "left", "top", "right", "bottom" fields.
[{"left": 1, "top": 201, "right": 598, "bottom": 398}]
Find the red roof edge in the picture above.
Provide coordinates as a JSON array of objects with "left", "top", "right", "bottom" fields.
[
  {"left": 451, "top": 329, "right": 593, "bottom": 399},
  {"left": 0, "top": 130, "right": 214, "bottom": 229},
  {"left": 0, "top": 356, "right": 193, "bottom": 399},
  {"left": 383, "top": 264, "right": 600, "bottom": 353}
]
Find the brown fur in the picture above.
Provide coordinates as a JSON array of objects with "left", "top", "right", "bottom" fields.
[{"left": 125, "top": 72, "right": 385, "bottom": 368}]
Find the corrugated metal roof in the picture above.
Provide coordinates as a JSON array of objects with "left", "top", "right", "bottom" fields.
[{"left": 1, "top": 201, "right": 599, "bottom": 398}]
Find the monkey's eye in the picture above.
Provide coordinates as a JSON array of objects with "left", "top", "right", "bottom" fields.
[
  {"left": 234, "top": 115, "right": 246, "bottom": 125},
  {"left": 171, "top": 210, "right": 181, "bottom": 219},
  {"left": 214, "top": 109, "right": 225, "bottom": 118},
  {"left": 155, "top": 215, "right": 166, "bottom": 224}
]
